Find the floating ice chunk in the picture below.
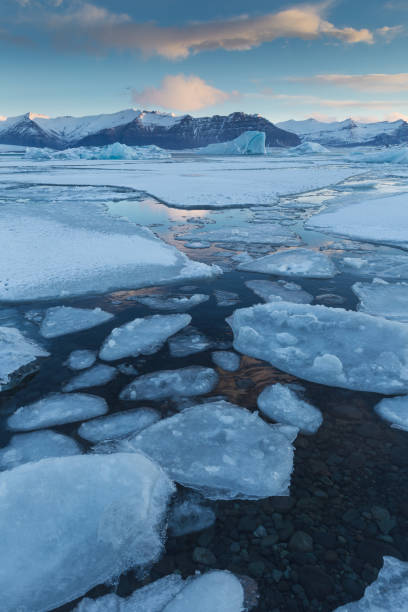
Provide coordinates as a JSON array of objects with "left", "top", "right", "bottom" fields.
[
  {"left": 0, "top": 430, "right": 81, "bottom": 471},
  {"left": 0, "top": 453, "right": 175, "bottom": 612},
  {"left": 122, "top": 401, "right": 295, "bottom": 500},
  {"left": 347, "top": 146, "right": 408, "bottom": 164},
  {"left": 169, "top": 327, "right": 212, "bottom": 357},
  {"left": 338, "top": 252, "right": 408, "bottom": 280},
  {"left": 257, "top": 383, "right": 322, "bottom": 434},
  {"left": 99, "top": 314, "right": 191, "bottom": 361},
  {"left": 239, "top": 248, "right": 337, "bottom": 278},
  {"left": 120, "top": 366, "right": 218, "bottom": 402},
  {"left": 374, "top": 396, "right": 408, "bottom": 431},
  {"left": 214, "top": 290, "right": 240, "bottom": 307},
  {"left": 334, "top": 556, "right": 408, "bottom": 611},
  {"left": 134, "top": 294, "right": 209, "bottom": 312},
  {"left": 63, "top": 364, "right": 117, "bottom": 392},
  {"left": 78, "top": 407, "right": 160, "bottom": 443},
  {"left": 184, "top": 241, "right": 211, "bottom": 249},
  {"left": 162, "top": 571, "right": 244, "bottom": 612},
  {"left": 246, "top": 279, "right": 313, "bottom": 304},
  {"left": 181, "top": 224, "right": 300, "bottom": 246},
  {"left": 227, "top": 302, "right": 408, "bottom": 394},
  {"left": 40, "top": 307, "right": 113, "bottom": 339},
  {"left": 8, "top": 393, "right": 108, "bottom": 431},
  {"left": 196, "top": 131, "right": 266, "bottom": 155},
  {"left": 66, "top": 349, "right": 97, "bottom": 370},
  {"left": 352, "top": 279, "right": 408, "bottom": 322},
  {"left": 0, "top": 326, "right": 49, "bottom": 392},
  {"left": 211, "top": 351, "right": 241, "bottom": 372},
  {"left": 287, "top": 142, "right": 329, "bottom": 155},
  {"left": 169, "top": 492, "right": 216, "bottom": 536},
  {"left": 117, "top": 363, "right": 139, "bottom": 376},
  {"left": 25, "top": 142, "right": 171, "bottom": 161}
]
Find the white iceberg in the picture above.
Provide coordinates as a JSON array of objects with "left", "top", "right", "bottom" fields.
[
  {"left": 211, "top": 351, "right": 241, "bottom": 372},
  {"left": 63, "top": 364, "right": 118, "bottom": 391},
  {"left": 8, "top": 393, "right": 108, "bottom": 431},
  {"left": 168, "top": 327, "right": 212, "bottom": 357},
  {"left": 169, "top": 492, "right": 216, "bottom": 536},
  {"left": 238, "top": 248, "right": 337, "bottom": 278},
  {"left": 25, "top": 142, "right": 171, "bottom": 161},
  {"left": 0, "top": 326, "right": 49, "bottom": 392},
  {"left": 0, "top": 430, "right": 81, "bottom": 471},
  {"left": 0, "top": 453, "right": 175, "bottom": 612},
  {"left": 352, "top": 279, "right": 408, "bottom": 322},
  {"left": 99, "top": 314, "right": 191, "bottom": 361},
  {"left": 121, "top": 400, "right": 295, "bottom": 500},
  {"left": 347, "top": 146, "right": 408, "bottom": 164},
  {"left": 257, "top": 383, "right": 323, "bottom": 434},
  {"left": 78, "top": 407, "right": 160, "bottom": 443},
  {"left": 245, "top": 279, "right": 313, "bottom": 304},
  {"left": 134, "top": 293, "right": 209, "bottom": 312},
  {"left": 66, "top": 349, "right": 97, "bottom": 370},
  {"left": 196, "top": 131, "right": 266, "bottom": 155},
  {"left": 227, "top": 302, "right": 408, "bottom": 394},
  {"left": 120, "top": 366, "right": 218, "bottom": 402},
  {"left": 374, "top": 396, "right": 408, "bottom": 431},
  {"left": 40, "top": 306, "right": 113, "bottom": 339},
  {"left": 288, "top": 142, "right": 329, "bottom": 155}
]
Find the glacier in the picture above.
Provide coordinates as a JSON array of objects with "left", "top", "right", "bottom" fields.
[
  {"left": 0, "top": 326, "right": 49, "bottom": 392},
  {"left": 0, "top": 430, "right": 81, "bottom": 471},
  {"left": 195, "top": 131, "right": 266, "bottom": 155},
  {"left": 257, "top": 383, "right": 323, "bottom": 434},
  {"left": 78, "top": 407, "right": 160, "bottom": 443},
  {"left": 238, "top": 248, "right": 337, "bottom": 278},
  {"left": 63, "top": 364, "right": 118, "bottom": 391},
  {"left": 40, "top": 306, "right": 113, "bottom": 338},
  {"left": 25, "top": 142, "right": 171, "bottom": 161}
]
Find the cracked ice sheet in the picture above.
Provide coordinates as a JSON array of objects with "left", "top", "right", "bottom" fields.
[{"left": 0, "top": 158, "right": 362, "bottom": 209}]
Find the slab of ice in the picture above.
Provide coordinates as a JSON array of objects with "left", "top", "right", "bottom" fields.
[
  {"left": 0, "top": 453, "right": 175, "bottom": 611},
  {"left": 352, "top": 279, "right": 408, "bottom": 322},
  {"left": 134, "top": 294, "right": 209, "bottom": 312},
  {"left": 168, "top": 327, "right": 212, "bottom": 357},
  {"left": 180, "top": 224, "right": 301, "bottom": 246},
  {"left": 0, "top": 326, "right": 49, "bottom": 392},
  {"left": 169, "top": 492, "right": 216, "bottom": 536},
  {"left": 214, "top": 290, "right": 240, "bottom": 307},
  {"left": 0, "top": 430, "right": 81, "bottom": 471},
  {"left": 246, "top": 279, "right": 313, "bottom": 304},
  {"left": 347, "top": 146, "right": 408, "bottom": 164},
  {"left": 118, "top": 363, "right": 139, "bottom": 376},
  {"left": 239, "top": 248, "right": 337, "bottom": 278},
  {"left": 120, "top": 367, "right": 218, "bottom": 402},
  {"left": 335, "top": 556, "right": 408, "bottom": 611},
  {"left": 99, "top": 314, "right": 191, "bottom": 361},
  {"left": 40, "top": 307, "right": 113, "bottom": 339},
  {"left": 162, "top": 571, "right": 244, "bottom": 612},
  {"left": 211, "top": 351, "right": 241, "bottom": 372},
  {"left": 25, "top": 142, "right": 171, "bottom": 161},
  {"left": 257, "top": 383, "right": 322, "bottom": 434},
  {"left": 196, "top": 131, "right": 266, "bottom": 155},
  {"left": 120, "top": 400, "right": 295, "bottom": 500},
  {"left": 63, "top": 364, "right": 118, "bottom": 392},
  {"left": 78, "top": 407, "right": 160, "bottom": 442},
  {"left": 338, "top": 252, "right": 408, "bottom": 280},
  {"left": 374, "top": 396, "right": 408, "bottom": 431},
  {"left": 227, "top": 302, "right": 408, "bottom": 394},
  {"left": 288, "top": 142, "right": 329, "bottom": 155},
  {"left": 307, "top": 194, "right": 408, "bottom": 250},
  {"left": 66, "top": 349, "right": 97, "bottom": 370},
  {"left": 8, "top": 393, "right": 108, "bottom": 431}
]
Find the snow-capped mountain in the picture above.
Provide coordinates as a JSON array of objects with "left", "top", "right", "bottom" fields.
[
  {"left": 276, "top": 117, "right": 408, "bottom": 146},
  {"left": 0, "top": 109, "right": 300, "bottom": 149}
]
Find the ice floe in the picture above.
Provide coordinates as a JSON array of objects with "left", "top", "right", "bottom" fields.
[
  {"left": 239, "top": 248, "right": 337, "bottom": 278},
  {"left": 196, "top": 131, "right": 266, "bottom": 155},
  {"left": 288, "top": 142, "right": 329, "bottom": 155},
  {"left": 168, "top": 327, "right": 212, "bottom": 357},
  {"left": 0, "top": 430, "right": 81, "bottom": 471},
  {"left": 169, "top": 492, "right": 216, "bottom": 536},
  {"left": 120, "top": 366, "right": 218, "bottom": 402},
  {"left": 211, "top": 351, "right": 241, "bottom": 371},
  {"left": 257, "top": 383, "right": 323, "bottom": 434},
  {"left": 352, "top": 279, "right": 408, "bottom": 321},
  {"left": 0, "top": 326, "right": 49, "bottom": 392},
  {"left": 228, "top": 302, "right": 408, "bottom": 394},
  {"left": 119, "top": 400, "right": 295, "bottom": 500},
  {"left": 40, "top": 306, "right": 113, "bottom": 338},
  {"left": 133, "top": 293, "right": 209, "bottom": 312},
  {"left": 63, "top": 364, "right": 117, "bottom": 391},
  {"left": 347, "top": 146, "right": 408, "bottom": 164},
  {"left": 78, "top": 407, "right": 160, "bottom": 442},
  {"left": 214, "top": 290, "right": 240, "bottom": 307},
  {"left": 245, "top": 279, "right": 313, "bottom": 304},
  {"left": 66, "top": 349, "right": 97, "bottom": 370},
  {"left": 337, "top": 252, "right": 408, "bottom": 280},
  {"left": 374, "top": 396, "right": 408, "bottom": 431},
  {"left": 25, "top": 142, "right": 171, "bottom": 161},
  {"left": 0, "top": 453, "right": 175, "bottom": 611},
  {"left": 8, "top": 393, "right": 108, "bottom": 431},
  {"left": 180, "top": 224, "right": 301, "bottom": 246},
  {"left": 99, "top": 314, "right": 191, "bottom": 361}
]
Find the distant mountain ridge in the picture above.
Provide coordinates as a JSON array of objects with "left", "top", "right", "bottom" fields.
[
  {"left": 276, "top": 117, "right": 408, "bottom": 146},
  {"left": 0, "top": 109, "right": 300, "bottom": 149}
]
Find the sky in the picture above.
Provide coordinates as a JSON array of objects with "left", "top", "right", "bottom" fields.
[{"left": 1, "top": 0, "right": 408, "bottom": 123}]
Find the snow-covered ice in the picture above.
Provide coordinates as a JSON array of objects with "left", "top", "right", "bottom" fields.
[
  {"left": 257, "top": 383, "right": 323, "bottom": 434},
  {"left": 0, "top": 326, "right": 49, "bottom": 392},
  {"left": 228, "top": 302, "right": 408, "bottom": 394},
  {"left": 245, "top": 279, "right": 313, "bottom": 304},
  {"left": 239, "top": 248, "right": 337, "bottom": 278},
  {"left": 287, "top": 142, "right": 329, "bottom": 155},
  {"left": 196, "top": 131, "right": 266, "bottom": 155},
  {"left": 25, "top": 142, "right": 171, "bottom": 161},
  {"left": 66, "top": 349, "right": 97, "bottom": 370},
  {"left": 78, "top": 407, "right": 160, "bottom": 442},
  {"left": 374, "top": 396, "right": 408, "bottom": 431},
  {"left": 0, "top": 453, "right": 175, "bottom": 611},
  {"left": 63, "top": 364, "right": 117, "bottom": 391},
  {"left": 120, "top": 366, "right": 218, "bottom": 402},
  {"left": 0, "top": 430, "right": 81, "bottom": 471},
  {"left": 211, "top": 351, "right": 241, "bottom": 372},
  {"left": 121, "top": 400, "right": 295, "bottom": 500},
  {"left": 99, "top": 314, "right": 191, "bottom": 361},
  {"left": 134, "top": 294, "right": 209, "bottom": 312},
  {"left": 352, "top": 279, "right": 408, "bottom": 321},
  {"left": 40, "top": 306, "right": 113, "bottom": 338},
  {"left": 169, "top": 492, "right": 216, "bottom": 536},
  {"left": 8, "top": 393, "right": 108, "bottom": 431},
  {"left": 168, "top": 327, "right": 212, "bottom": 357}
]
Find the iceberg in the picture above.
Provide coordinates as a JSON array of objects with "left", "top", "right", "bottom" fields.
[
  {"left": 245, "top": 279, "right": 313, "bottom": 304},
  {"left": 66, "top": 349, "right": 97, "bottom": 370},
  {"left": 211, "top": 351, "right": 241, "bottom": 372},
  {"left": 63, "top": 364, "right": 117, "bottom": 392},
  {"left": 168, "top": 327, "right": 212, "bottom": 357},
  {"left": 287, "top": 142, "right": 329, "bottom": 155},
  {"left": 227, "top": 302, "right": 408, "bottom": 394},
  {"left": 0, "top": 326, "right": 49, "bottom": 392},
  {"left": 40, "top": 306, "right": 113, "bottom": 339},
  {"left": 8, "top": 393, "right": 108, "bottom": 431},
  {"left": 347, "top": 146, "right": 408, "bottom": 164},
  {"left": 352, "top": 279, "right": 408, "bottom": 322},
  {"left": 121, "top": 400, "right": 295, "bottom": 500},
  {"left": 78, "top": 407, "right": 160, "bottom": 443},
  {"left": 25, "top": 142, "right": 171, "bottom": 161},
  {"left": 238, "top": 248, "right": 337, "bottom": 278},
  {"left": 0, "top": 453, "right": 175, "bottom": 611},
  {"left": 257, "top": 383, "right": 323, "bottom": 434},
  {"left": 0, "top": 430, "right": 81, "bottom": 471},
  {"left": 374, "top": 396, "right": 408, "bottom": 431},
  {"left": 120, "top": 366, "right": 218, "bottom": 402},
  {"left": 196, "top": 131, "right": 266, "bottom": 155},
  {"left": 99, "top": 314, "right": 191, "bottom": 361},
  {"left": 133, "top": 293, "right": 209, "bottom": 312}
]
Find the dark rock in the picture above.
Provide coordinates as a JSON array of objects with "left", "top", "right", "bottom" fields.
[
  {"left": 356, "top": 540, "right": 402, "bottom": 567},
  {"left": 248, "top": 560, "right": 266, "bottom": 578},
  {"left": 192, "top": 547, "right": 216, "bottom": 565},
  {"left": 288, "top": 531, "right": 314, "bottom": 553},
  {"left": 299, "top": 566, "right": 334, "bottom": 600}
]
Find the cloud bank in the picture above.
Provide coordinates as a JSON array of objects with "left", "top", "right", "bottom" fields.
[{"left": 290, "top": 73, "right": 408, "bottom": 92}]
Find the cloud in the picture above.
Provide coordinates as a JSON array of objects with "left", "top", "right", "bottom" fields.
[
  {"left": 376, "top": 25, "right": 404, "bottom": 41},
  {"left": 289, "top": 73, "right": 408, "bottom": 92},
  {"left": 132, "top": 74, "right": 236, "bottom": 112},
  {"left": 259, "top": 90, "right": 408, "bottom": 110}
]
